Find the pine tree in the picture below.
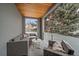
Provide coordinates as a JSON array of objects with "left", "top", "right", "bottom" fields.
[{"left": 47, "top": 3, "right": 79, "bottom": 36}]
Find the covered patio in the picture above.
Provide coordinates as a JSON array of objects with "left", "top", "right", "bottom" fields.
[{"left": 0, "top": 3, "right": 79, "bottom": 56}]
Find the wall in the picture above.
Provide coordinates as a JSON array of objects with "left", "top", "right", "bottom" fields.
[
  {"left": 44, "top": 32, "right": 79, "bottom": 56},
  {"left": 0, "top": 4, "right": 22, "bottom": 56}
]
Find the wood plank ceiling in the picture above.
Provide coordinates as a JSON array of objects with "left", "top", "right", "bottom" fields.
[{"left": 16, "top": 3, "right": 55, "bottom": 18}]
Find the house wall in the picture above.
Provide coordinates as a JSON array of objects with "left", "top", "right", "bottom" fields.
[
  {"left": 44, "top": 32, "right": 79, "bottom": 56},
  {"left": 0, "top": 4, "right": 22, "bottom": 56}
]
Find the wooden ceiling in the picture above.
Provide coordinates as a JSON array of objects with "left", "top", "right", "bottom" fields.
[{"left": 16, "top": 3, "right": 55, "bottom": 18}]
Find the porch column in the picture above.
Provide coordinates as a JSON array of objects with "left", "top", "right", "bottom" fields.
[
  {"left": 22, "top": 17, "right": 25, "bottom": 34},
  {"left": 22, "top": 17, "right": 25, "bottom": 39},
  {"left": 37, "top": 18, "right": 43, "bottom": 39}
]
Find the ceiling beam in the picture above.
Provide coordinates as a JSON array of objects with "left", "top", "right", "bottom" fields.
[
  {"left": 41, "top": 3, "right": 55, "bottom": 18},
  {"left": 42, "top": 3, "right": 61, "bottom": 19}
]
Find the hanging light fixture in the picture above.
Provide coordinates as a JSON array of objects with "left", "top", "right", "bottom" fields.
[
  {"left": 46, "top": 18, "right": 50, "bottom": 21},
  {"left": 76, "top": 8, "right": 79, "bottom": 14}
]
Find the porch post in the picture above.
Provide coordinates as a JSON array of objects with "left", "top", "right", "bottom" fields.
[
  {"left": 22, "top": 17, "right": 25, "bottom": 38},
  {"left": 37, "top": 18, "right": 43, "bottom": 39}
]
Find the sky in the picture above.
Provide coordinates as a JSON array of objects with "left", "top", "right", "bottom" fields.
[{"left": 25, "top": 18, "right": 38, "bottom": 24}]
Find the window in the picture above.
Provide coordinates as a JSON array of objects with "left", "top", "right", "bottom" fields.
[{"left": 25, "top": 18, "right": 38, "bottom": 34}]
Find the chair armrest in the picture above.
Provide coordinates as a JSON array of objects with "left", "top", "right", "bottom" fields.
[
  {"left": 61, "top": 40, "right": 74, "bottom": 55},
  {"left": 44, "top": 48, "right": 71, "bottom": 56}
]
